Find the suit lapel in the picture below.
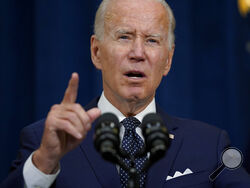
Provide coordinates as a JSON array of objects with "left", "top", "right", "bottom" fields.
[
  {"left": 79, "top": 97, "right": 121, "bottom": 188},
  {"left": 145, "top": 105, "right": 184, "bottom": 187}
]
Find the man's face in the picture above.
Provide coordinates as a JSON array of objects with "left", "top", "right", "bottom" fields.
[{"left": 91, "top": 0, "right": 174, "bottom": 103}]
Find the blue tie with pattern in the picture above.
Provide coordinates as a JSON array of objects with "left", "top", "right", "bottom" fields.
[{"left": 120, "top": 117, "right": 147, "bottom": 188}]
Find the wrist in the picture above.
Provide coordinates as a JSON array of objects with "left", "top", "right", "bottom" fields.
[{"left": 33, "top": 149, "right": 60, "bottom": 174}]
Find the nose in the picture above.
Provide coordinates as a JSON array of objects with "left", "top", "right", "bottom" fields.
[{"left": 128, "top": 37, "right": 145, "bottom": 62}]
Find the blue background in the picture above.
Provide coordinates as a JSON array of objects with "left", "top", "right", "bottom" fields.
[{"left": 0, "top": 0, "right": 249, "bottom": 182}]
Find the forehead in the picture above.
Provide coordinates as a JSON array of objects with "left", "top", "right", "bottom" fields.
[{"left": 104, "top": 0, "right": 169, "bottom": 35}]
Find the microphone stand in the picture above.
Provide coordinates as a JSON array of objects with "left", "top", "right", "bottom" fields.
[
  {"left": 115, "top": 149, "right": 163, "bottom": 188},
  {"left": 116, "top": 154, "right": 140, "bottom": 188},
  {"left": 99, "top": 143, "right": 168, "bottom": 188}
]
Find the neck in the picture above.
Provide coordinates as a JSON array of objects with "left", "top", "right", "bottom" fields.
[{"left": 103, "top": 90, "right": 154, "bottom": 117}]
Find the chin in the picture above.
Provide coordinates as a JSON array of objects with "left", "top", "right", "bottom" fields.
[{"left": 121, "top": 88, "right": 146, "bottom": 101}]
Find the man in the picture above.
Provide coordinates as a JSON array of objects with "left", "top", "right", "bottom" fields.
[{"left": 1, "top": 0, "right": 250, "bottom": 187}]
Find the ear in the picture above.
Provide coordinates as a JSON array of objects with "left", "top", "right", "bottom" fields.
[
  {"left": 163, "top": 45, "right": 175, "bottom": 76},
  {"left": 90, "top": 35, "right": 102, "bottom": 70}
]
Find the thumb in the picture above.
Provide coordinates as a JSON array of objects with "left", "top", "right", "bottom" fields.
[{"left": 87, "top": 108, "right": 101, "bottom": 123}]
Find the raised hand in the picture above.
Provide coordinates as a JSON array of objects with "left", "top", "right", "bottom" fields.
[{"left": 33, "top": 73, "right": 101, "bottom": 174}]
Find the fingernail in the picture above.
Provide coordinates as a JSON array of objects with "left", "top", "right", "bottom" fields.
[{"left": 77, "top": 133, "right": 82, "bottom": 139}]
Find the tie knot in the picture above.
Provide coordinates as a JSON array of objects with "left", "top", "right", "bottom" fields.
[{"left": 121, "top": 117, "right": 141, "bottom": 131}]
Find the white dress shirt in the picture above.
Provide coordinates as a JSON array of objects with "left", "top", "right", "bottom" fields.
[{"left": 23, "top": 92, "right": 156, "bottom": 188}]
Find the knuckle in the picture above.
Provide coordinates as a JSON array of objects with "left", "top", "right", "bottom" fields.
[
  {"left": 74, "top": 103, "right": 82, "bottom": 111},
  {"left": 82, "top": 115, "right": 90, "bottom": 124},
  {"left": 60, "top": 120, "right": 70, "bottom": 130},
  {"left": 53, "top": 118, "right": 62, "bottom": 128},
  {"left": 51, "top": 104, "right": 60, "bottom": 111},
  {"left": 45, "top": 118, "right": 57, "bottom": 131},
  {"left": 68, "top": 112, "right": 77, "bottom": 121},
  {"left": 45, "top": 115, "right": 55, "bottom": 127}
]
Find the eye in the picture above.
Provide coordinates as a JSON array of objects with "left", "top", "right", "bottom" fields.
[
  {"left": 147, "top": 38, "right": 159, "bottom": 44},
  {"left": 119, "top": 35, "right": 130, "bottom": 40}
]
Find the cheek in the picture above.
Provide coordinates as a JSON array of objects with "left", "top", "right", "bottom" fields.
[
  {"left": 106, "top": 47, "right": 129, "bottom": 72},
  {"left": 101, "top": 48, "right": 125, "bottom": 80},
  {"left": 148, "top": 51, "right": 168, "bottom": 74},
  {"left": 146, "top": 52, "right": 169, "bottom": 90}
]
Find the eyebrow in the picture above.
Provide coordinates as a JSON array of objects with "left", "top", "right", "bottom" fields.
[
  {"left": 115, "top": 29, "right": 134, "bottom": 35},
  {"left": 147, "top": 34, "right": 161, "bottom": 38},
  {"left": 115, "top": 29, "right": 163, "bottom": 39}
]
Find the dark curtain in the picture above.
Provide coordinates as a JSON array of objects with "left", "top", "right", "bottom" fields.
[{"left": 0, "top": 0, "right": 249, "bottom": 181}]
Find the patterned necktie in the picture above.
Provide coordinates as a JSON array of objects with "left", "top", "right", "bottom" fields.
[{"left": 120, "top": 117, "right": 147, "bottom": 188}]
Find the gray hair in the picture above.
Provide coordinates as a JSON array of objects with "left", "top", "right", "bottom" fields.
[{"left": 94, "top": 0, "right": 176, "bottom": 49}]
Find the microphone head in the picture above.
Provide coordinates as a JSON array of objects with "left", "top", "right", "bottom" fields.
[
  {"left": 94, "top": 113, "right": 120, "bottom": 163},
  {"left": 95, "top": 112, "right": 120, "bottom": 132},
  {"left": 141, "top": 113, "right": 164, "bottom": 127},
  {"left": 141, "top": 113, "right": 168, "bottom": 137},
  {"left": 141, "top": 113, "right": 170, "bottom": 162}
]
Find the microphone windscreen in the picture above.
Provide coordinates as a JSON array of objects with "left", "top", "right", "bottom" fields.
[
  {"left": 95, "top": 112, "right": 119, "bottom": 130},
  {"left": 141, "top": 113, "right": 164, "bottom": 126}
]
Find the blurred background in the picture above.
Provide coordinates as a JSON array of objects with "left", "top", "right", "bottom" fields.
[{"left": 0, "top": 0, "right": 249, "bottom": 182}]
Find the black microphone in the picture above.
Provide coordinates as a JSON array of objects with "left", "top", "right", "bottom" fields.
[
  {"left": 141, "top": 113, "right": 170, "bottom": 164},
  {"left": 94, "top": 113, "right": 120, "bottom": 163}
]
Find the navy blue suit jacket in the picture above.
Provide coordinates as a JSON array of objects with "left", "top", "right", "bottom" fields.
[{"left": 1, "top": 97, "right": 250, "bottom": 187}]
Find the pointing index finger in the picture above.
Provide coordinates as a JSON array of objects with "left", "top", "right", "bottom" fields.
[{"left": 62, "top": 72, "right": 79, "bottom": 104}]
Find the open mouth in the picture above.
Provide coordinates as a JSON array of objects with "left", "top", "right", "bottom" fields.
[{"left": 124, "top": 71, "right": 145, "bottom": 78}]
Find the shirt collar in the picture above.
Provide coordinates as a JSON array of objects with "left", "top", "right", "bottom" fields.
[{"left": 97, "top": 91, "right": 156, "bottom": 123}]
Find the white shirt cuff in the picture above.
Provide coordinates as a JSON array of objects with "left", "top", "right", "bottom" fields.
[{"left": 23, "top": 152, "right": 60, "bottom": 188}]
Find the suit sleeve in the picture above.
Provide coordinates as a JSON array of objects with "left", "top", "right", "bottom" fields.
[
  {"left": 214, "top": 130, "right": 250, "bottom": 187},
  {"left": 1, "top": 124, "right": 42, "bottom": 188}
]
